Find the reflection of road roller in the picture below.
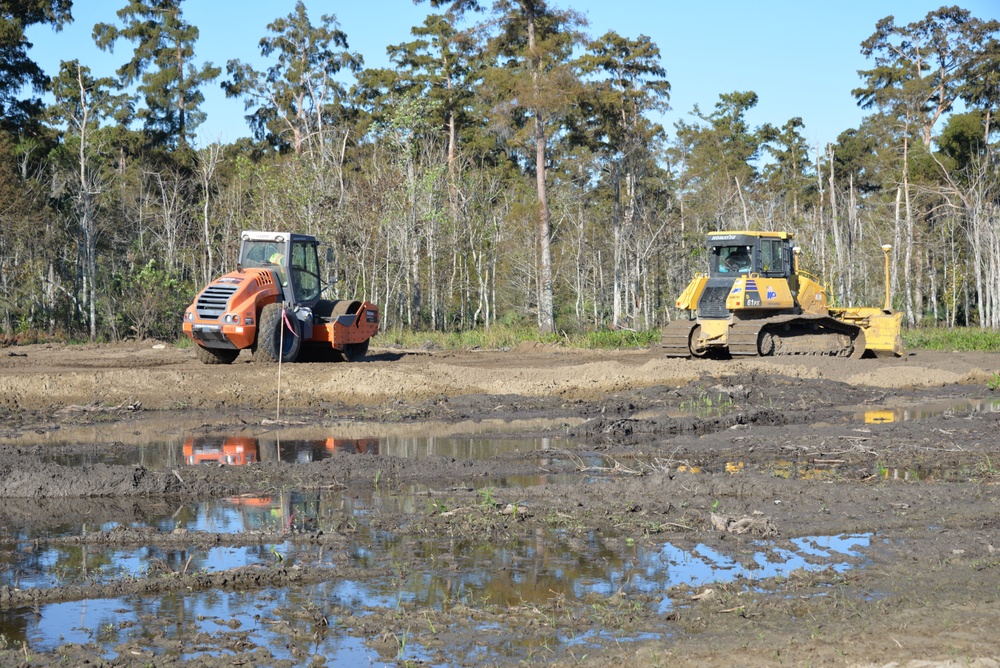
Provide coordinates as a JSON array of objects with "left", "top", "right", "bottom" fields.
[
  {"left": 324, "top": 438, "right": 379, "bottom": 455},
  {"left": 184, "top": 435, "right": 380, "bottom": 465},
  {"left": 183, "top": 437, "right": 257, "bottom": 465},
  {"left": 225, "top": 495, "right": 273, "bottom": 508}
]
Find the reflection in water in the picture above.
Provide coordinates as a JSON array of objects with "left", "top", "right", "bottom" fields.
[
  {"left": 858, "top": 397, "right": 1000, "bottom": 424},
  {"left": 42, "top": 433, "right": 563, "bottom": 470},
  {"left": 4, "top": 590, "right": 431, "bottom": 665},
  {"left": 0, "top": 483, "right": 874, "bottom": 664},
  {"left": 183, "top": 436, "right": 378, "bottom": 465},
  {"left": 0, "top": 542, "right": 280, "bottom": 591},
  {"left": 864, "top": 409, "right": 896, "bottom": 424}
]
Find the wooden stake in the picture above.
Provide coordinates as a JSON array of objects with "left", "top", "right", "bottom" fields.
[{"left": 277, "top": 308, "right": 284, "bottom": 422}]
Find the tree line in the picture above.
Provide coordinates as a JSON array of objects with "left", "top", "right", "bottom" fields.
[{"left": 0, "top": 0, "right": 998, "bottom": 342}]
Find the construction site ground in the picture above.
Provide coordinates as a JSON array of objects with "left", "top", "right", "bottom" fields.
[{"left": 1, "top": 340, "right": 999, "bottom": 667}]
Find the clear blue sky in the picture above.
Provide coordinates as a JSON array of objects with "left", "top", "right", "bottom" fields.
[{"left": 26, "top": 0, "right": 1000, "bottom": 150}]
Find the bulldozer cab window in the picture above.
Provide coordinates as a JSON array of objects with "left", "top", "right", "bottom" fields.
[
  {"left": 760, "top": 239, "right": 786, "bottom": 276},
  {"left": 717, "top": 246, "right": 752, "bottom": 274},
  {"left": 289, "top": 241, "right": 320, "bottom": 303}
]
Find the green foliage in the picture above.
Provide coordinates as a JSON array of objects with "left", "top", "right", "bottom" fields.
[
  {"left": 679, "top": 390, "right": 735, "bottom": 417},
  {"left": 48, "top": 60, "right": 133, "bottom": 132},
  {"left": 938, "top": 111, "right": 990, "bottom": 171},
  {"left": 582, "top": 329, "right": 659, "bottom": 349},
  {"left": 112, "top": 260, "right": 189, "bottom": 341},
  {"left": 902, "top": 327, "right": 1000, "bottom": 352},
  {"left": 476, "top": 486, "right": 496, "bottom": 507},
  {"left": 2, "top": 4, "right": 999, "bottom": 347}
]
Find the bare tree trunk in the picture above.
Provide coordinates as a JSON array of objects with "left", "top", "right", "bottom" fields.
[
  {"left": 815, "top": 147, "right": 827, "bottom": 280},
  {"left": 902, "top": 128, "right": 915, "bottom": 326},
  {"left": 893, "top": 186, "right": 902, "bottom": 307},
  {"left": 828, "top": 144, "right": 845, "bottom": 305},
  {"left": 74, "top": 62, "right": 100, "bottom": 342},
  {"left": 928, "top": 245, "right": 938, "bottom": 324},
  {"left": 848, "top": 173, "right": 858, "bottom": 302},
  {"left": 734, "top": 176, "right": 749, "bottom": 228},
  {"left": 197, "top": 143, "right": 222, "bottom": 285},
  {"left": 527, "top": 7, "right": 554, "bottom": 334},
  {"left": 950, "top": 227, "right": 957, "bottom": 328},
  {"left": 408, "top": 158, "right": 420, "bottom": 328},
  {"left": 612, "top": 171, "right": 622, "bottom": 328}
]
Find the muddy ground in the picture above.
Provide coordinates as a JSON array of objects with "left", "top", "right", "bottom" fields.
[{"left": 1, "top": 340, "right": 999, "bottom": 667}]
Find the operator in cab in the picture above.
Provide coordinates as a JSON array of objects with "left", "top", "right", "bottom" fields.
[
  {"left": 720, "top": 246, "right": 751, "bottom": 274},
  {"left": 266, "top": 245, "right": 287, "bottom": 286}
]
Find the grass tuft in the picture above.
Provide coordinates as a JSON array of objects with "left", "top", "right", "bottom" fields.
[
  {"left": 377, "top": 324, "right": 659, "bottom": 351},
  {"left": 902, "top": 326, "right": 1000, "bottom": 352}
]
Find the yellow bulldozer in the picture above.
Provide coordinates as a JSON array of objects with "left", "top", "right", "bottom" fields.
[{"left": 662, "top": 230, "right": 904, "bottom": 358}]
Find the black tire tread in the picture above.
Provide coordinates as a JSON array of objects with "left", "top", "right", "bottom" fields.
[
  {"left": 254, "top": 303, "right": 301, "bottom": 364},
  {"left": 196, "top": 345, "right": 240, "bottom": 365}
]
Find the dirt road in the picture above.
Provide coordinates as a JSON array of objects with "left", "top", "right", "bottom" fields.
[{"left": 1, "top": 340, "right": 999, "bottom": 667}]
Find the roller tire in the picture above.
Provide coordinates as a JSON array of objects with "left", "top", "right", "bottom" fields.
[
  {"left": 195, "top": 345, "right": 240, "bottom": 365},
  {"left": 314, "top": 299, "right": 362, "bottom": 321},
  {"left": 343, "top": 338, "right": 370, "bottom": 362},
  {"left": 254, "top": 303, "right": 301, "bottom": 364},
  {"left": 297, "top": 343, "right": 345, "bottom": 363}
]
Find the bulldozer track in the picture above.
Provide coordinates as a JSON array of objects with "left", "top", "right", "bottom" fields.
[
  {"left": 728, "top": 317, "right": 865, "bottom": 358},
  {"left": 661, "top": 320, "right": 696, "bottom": 358},
  {"left": 726, "top": 324, "right": 762, "bottom": 356}
]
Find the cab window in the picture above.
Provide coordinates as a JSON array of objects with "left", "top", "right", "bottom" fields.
[
  {"left": 290, "top": 241, "right": 320, "bottom": 302},
  {"left": 760, "top": 240, "right": 785, "bottom": 276},
  {"left": 714, "top": 245, "right": 753, "bottom": 274}
]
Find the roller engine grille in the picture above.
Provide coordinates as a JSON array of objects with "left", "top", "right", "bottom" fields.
[{"left": 195, "top": 284, "right": 238, "bottom": 320}]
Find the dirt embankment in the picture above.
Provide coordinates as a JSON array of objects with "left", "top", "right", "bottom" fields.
[{"left": 1, "top": 340, "right": 995, "bottom": 413}]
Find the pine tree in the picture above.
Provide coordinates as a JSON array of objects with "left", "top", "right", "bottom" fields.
[
  {"left": 0, "top": 0, "right": 72, "bottom": 131},
  {"left": 94, "top": 0, "right": 219, "bottom": 147},
  {"left": 484, "top": 0, "right": 586, "bottom": 334},
  {"left": 222, "top": 1, "right": 362, "bottom": 157},
  {"left": 577, "top": 31, "right": 670, "bottom": 328}
]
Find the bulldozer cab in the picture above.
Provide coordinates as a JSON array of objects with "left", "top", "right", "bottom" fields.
[
  {"left": 239, "top": 232, "right": 322, "bottom": 306},
  {"left": 708, "top": 233, "right": 793, "bottom": 279}
]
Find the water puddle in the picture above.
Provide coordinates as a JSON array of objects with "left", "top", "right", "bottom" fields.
[
  {"left": 631, "top": 391, "right": 740, "bottom": 421},
  {"left": 0, "top": 504, "right": 872, "bottom": 665},
  {"left": 851, "top": 397, "right": 1000, "bottom": 424},
  {"left": 0, "top": 591, "right": 436, "bottom": 665},
  {"left": 870, "top": 463, "right": 992, "bottom": 482},
  {"left": 30, "top": 432, "right": 578, "bottom": 470},
  {"left": 0, "top": 543, "right": 280, "bottom": 590}
]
